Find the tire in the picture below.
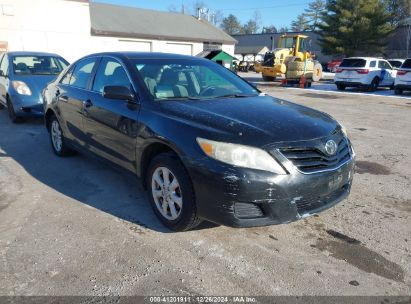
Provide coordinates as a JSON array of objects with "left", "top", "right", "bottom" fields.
[
  {"left": 369, "top": 77, "right": 379, "bottom": 91},
  {"left": 7, "top": 97, "right": 23, "bottom": 123},
  {"left": 262, "top": 75, "right": 275, "bottom": 81},
  {"left": 312, "top": 63, "right": 323, "bottom": 82},
  {"left": 337, "top": 84, "right": 346, "bottom": 91},
  {"left": 394, "top": 88, "right": 403, "bottom": 95},
  {"left": 48, "top": 114, "right": 72, "bottom": 157},
  {"left": 147, "top": 152, "right": 202, "bottom": 231}
]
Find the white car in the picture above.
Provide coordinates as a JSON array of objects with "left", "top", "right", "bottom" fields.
[
  {"left": 394, "top": 58, "right": 411, "bottom": 95},
  {"left": 334, "top": 57, "right": 396, "bottom": 91}
]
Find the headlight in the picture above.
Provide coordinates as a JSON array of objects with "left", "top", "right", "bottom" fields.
[
  {"left": 12, "top": 81, "right": 32, "bottom": 96},
  {"left": 197, "top": 138, "right": 286, "bottom": 174}
]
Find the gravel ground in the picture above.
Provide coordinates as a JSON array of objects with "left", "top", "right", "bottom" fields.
[{"left": 0, "top": 82, "right": 410, "bottom": 297}]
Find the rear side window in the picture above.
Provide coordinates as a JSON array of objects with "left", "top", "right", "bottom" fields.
[
  {"left": 339, "top": 59, "right": 366, "bottom": 68},
  {"left": 378, "top": 61, "right": 392, "bottom": 69},
  {"left": 369, "top": 61, "right": 376, "bottom": 68},
  {"left": 69, "top": 57, "right": 97, "bottom": 89},
  {"left": 402, "top": 59, "right": 411, "bottom": 69}
]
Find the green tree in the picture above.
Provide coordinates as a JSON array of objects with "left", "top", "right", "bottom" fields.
[
  {"left": 221, "top": 14, "right": 243, "bottom": 34},
  {"left": 291, "top": 14, "right": 310, "bottom": 32},
  {"left": 386, "top": 0, "right": 411, "bottom": 26},
  {"left": 262, "top": 25, "right": 278, "bottom": 33},
  {"left": 318, "top": 0, "right": 395, "bottom": 56},
  {"left": 303, "top": 0, "right": 326, "bottom": 30},
  {"left": 242, "top": 20, "right": 258, "bottom": 34}
]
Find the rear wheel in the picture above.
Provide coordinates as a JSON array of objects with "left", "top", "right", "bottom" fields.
[
  {"left": 394, "top": 88, "right": 403, "bottom": 95},
  {"left": 369, "top": 77, "right": 379, "bottom": 91},
  {"left": 49, "top": 115, "right": 72, "bottom": 156},
  {"left": 147, "top": 152, "right": 202, "bottom": 231},
  {"left": 337, "top": 84, "right": 346, "bottom": 91}
]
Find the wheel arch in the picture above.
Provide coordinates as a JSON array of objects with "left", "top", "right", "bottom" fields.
[{"left": 139, "top": 141, "right": 184, "bottom": 189}]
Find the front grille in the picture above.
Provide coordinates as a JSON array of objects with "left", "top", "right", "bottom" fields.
[
  {"left": 279, "top": 137, "right": 351, "bottom": 174},
  {"left": 296, "top": 184, "right": 349, "bottom": 214},
  {"left": 234, "top": 202, "right": 264, "bottom": 219}
]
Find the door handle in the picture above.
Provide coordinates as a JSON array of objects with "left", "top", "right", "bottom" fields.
[{"left": 83, "top": 99, "right": 93, "bottom": 108}]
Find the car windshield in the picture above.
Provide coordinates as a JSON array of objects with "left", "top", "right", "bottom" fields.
[
  {"left": 339, "top": 59, "right": 367, "bottom": 68},
  {"left": 13, "top": 55, "right": 68, "bottom": 75},
  {"left": 133, "top": 59, "right": 258, "bottom": 100},
  {"left": 401, "top": 59, "right": 411, "bottom": 69}
]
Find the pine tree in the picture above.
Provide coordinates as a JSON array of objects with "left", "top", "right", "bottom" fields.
[
  {"left": 291, "top": 14, "right": 310, "bottom": 32},
  {"left": 318, "top": 0, "right": 395, "bottom": 56},
  {"left": 303, "top": 0, "right": 326, "bottom": 30},
  {"left": 221, "top": 14, "right": 243, "bottom": 35}
]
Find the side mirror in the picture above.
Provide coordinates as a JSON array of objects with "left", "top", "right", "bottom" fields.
[{"left": 103, "top": 86, "right": 134, "bottom": 101}]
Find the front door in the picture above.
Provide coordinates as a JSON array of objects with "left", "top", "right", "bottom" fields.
[{"left": 83, "top": 57, "right": 140, "bottom": 172}]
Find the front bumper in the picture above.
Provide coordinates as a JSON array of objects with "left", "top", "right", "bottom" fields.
[
  {"left": 186, "top": 154, "right": 355, "bottom": 228},
  {"left": 10, "top": 94, "right": 44, "bottom": 117}
]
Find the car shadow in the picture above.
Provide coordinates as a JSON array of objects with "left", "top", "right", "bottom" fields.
[{"left": 0, "top": 111, "right": 219, "bottom": 233}]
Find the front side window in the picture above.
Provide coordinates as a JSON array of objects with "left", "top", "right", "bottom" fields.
[
  {"left": 69, "top": 57, "right": 97, "bottom": 89},
  {"left": 12, "top": 56, "right": 68, "bottom": 75},
  {"left": 92, "top": 58, "right": 131, "bottom": 93},
  {"left": 134, "top": 59, "right": 258, "bottom": 100}
]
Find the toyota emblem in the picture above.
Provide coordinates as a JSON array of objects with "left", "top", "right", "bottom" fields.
[{"left": 325, "top": 140, "right": 338, "bottom": 155}]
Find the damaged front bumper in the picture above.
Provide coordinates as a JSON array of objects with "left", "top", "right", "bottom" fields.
[{"left": 187, "top": 153, "right": 355, "bottom": 228}]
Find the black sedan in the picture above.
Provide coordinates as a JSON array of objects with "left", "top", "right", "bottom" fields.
[{"left": 43, "top": 52, "right": 355, "bottom": 231}]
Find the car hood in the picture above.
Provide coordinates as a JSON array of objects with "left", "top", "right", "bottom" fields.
[
  {"left": 13, "top": 75, "right": 58, "bottom": 96},
  {"left": 160, "top": 95, "right": 339, "bottom": 146}
]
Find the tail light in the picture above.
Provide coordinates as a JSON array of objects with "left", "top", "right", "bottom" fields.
[
  {"left": 397, "top": 70, "right": 408, "bottom": 76},
  {"left": 356, "top": 69, "right": 369, "bottom": 74},
  {"left": 336, "top": 68, "right": 343, "bottom": 73}
]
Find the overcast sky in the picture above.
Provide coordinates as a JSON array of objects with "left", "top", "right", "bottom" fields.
[{"left": 94, "top": 0, "right": 312, "bottom": 30}]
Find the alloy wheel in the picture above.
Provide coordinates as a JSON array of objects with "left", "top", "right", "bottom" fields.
[
  {"left": 151, "top": 167, "right": 183, "bottom": 221},
  {"left": 51, "top": 120, "right": 63, "bottom": 152}
]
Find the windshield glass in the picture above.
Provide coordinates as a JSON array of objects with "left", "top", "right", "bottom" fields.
[
  {"left": 13, "top": 55, "right": 68, "bottom": 75},
  {"left": 401, "top": 59, "right": 411, "bottom": 69},
  {"left": 279, "top": 37, "right": 297, "bottom": 49},
  {"left": 339, "top": 59, "right": 367, "bottom": 68},
  {"left": 133, "top": 59, "right": 258, "bottom": 100},
  {"left": 388, "top": 60, "right": 403, "bottom": 68}
]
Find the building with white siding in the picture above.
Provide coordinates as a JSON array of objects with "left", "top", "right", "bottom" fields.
[{"left": 0, "top": 0, "right": 236, "bottom": 62}]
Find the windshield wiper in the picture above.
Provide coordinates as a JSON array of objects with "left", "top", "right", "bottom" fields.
[
  {"left": 213, "top": 93, "right": 258, "bottom": 99},
  {"left": 156, "top": 96, "right": 201, "bottom": 101}
]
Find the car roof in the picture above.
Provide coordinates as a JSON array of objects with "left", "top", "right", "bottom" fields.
[
  {"left": 82, "top": 52, "right": 204, "bottom": 61},
  {"left": 344, "top": 57, "right": 384, "bottom": 60},
  {"left": 6, "top": 51, "right": 63, "bottom": 57}
]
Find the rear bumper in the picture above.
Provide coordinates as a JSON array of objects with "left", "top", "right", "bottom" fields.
[
  {"left": 186, "top": 154, "right": 355, "bottom": 228},
  {"left": 335, "top": 81, "right": 367, "bottom": 87},
  {"left": 394, "top": 84, "right": 411, "bottom": 91}
]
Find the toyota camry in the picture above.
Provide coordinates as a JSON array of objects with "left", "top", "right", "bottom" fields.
[{"left": 43, "top": 52, "right": 355, "bottom": 231}]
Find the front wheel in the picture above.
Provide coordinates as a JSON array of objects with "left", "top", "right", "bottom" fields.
[
  {"left": 262, "top": 75, "right": 275, "bottom": 81},
  {"left": 147, "top": 152, "right": 202, "bottom": 231},
  {"left": 49, "top": 115, "right": 72, "bottom": 156},
  {"left": 394, "top": 88, "right": 403, "bottom": 95},
  {"left": 7, "top": 98, "right": 23, "bottom": 123},
  {"left": 336, "top": 84, "right": 346, "bottom": 91},
  {"left": 369, "top": 77, "right": 379, "bottom": 91}
]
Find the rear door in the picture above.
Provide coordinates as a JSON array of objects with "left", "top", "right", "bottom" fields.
[
  {"left": 378, "top": 60, "right": 395, "bottom": 86},
  {"left": 56, "top": 57, "right": 98, "bottom": 147},
  {"left": 83, "top": 57, "right": 140, "bottom": 172}
]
